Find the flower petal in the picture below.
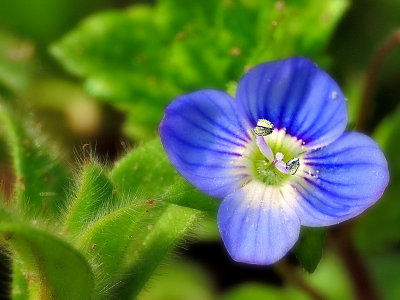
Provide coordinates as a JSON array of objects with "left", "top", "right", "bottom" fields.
[
  {"left": 294, "top": 132, "right": 389, "bottom": 226},
  {"left": 236, "top": 57, "right": 348, "bottom": 148},
  {"left": 217, "top": 181, "right": 300, "bottom": 265},
  {"left": 159, "top": 89, "right": 251, "bottom": 198}
]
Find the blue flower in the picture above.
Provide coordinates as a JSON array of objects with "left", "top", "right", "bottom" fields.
[{"left": 159, "top": 57, "right": 389, "bottom": 265}]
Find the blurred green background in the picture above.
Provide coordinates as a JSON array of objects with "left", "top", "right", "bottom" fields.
[{"left": 0, "top": 0, "right": 399, "bottom": 299}]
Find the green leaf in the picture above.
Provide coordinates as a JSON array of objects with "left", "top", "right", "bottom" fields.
[
  {"left": 293, "top": 227, "right": 326, "bottom": 273},
  {"left": 0, "top": 223, "right": 94, "bottom": 300},
  {"left": 251, "top": 0, "right": 349, "bottom": 64},
  {"left": 111, "top": 138, "right": 218, "bottom": 212},
  {"left": 64, "top": 162, "right": 116, "bottom": 237},
  {"left": 0, "top": 104, "right": 69, "bottom": 218},
  {"left": 51, "top": 0, "right": 349, "bottom": 141},
  {"left": 110, "top": 138, "right": 176, "bottom": 196},
  {"left": 50, "top": 6, "right": 177, "bottom": 104}
]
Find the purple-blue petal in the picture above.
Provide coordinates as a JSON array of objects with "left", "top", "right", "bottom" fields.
[
  {"left": 235, "top": 57, "right": 348, "bottom": 148},
  {"left": 159, "top": 89, "right": 251, "bottom": 198},
  {"left": 217, "top": 181, "right": 300, "bottom": 265},
  {"left": 295, "top": 132, "right": 389, "bottom": 226}
]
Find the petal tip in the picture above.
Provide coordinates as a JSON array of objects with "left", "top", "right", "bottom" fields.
[{"left": 217, "top": 182, "right": 300, "bottom": 266}]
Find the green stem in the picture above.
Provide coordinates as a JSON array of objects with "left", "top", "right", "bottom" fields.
[{"left": 357, "top": 29, "right": 400, "bottom": 131}]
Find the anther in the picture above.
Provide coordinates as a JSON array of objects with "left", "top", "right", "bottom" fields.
[
  {"left": 254, "top": 119, "right": 274, "bottom": 136},
  {"left": 286, "top": 158, "right": 300, "bottom": 175}
]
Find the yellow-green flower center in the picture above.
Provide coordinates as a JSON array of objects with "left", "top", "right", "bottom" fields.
[{"left": 245, "top": 129, "right": 306, "bottom": 186}]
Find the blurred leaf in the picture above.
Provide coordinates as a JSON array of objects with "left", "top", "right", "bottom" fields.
[
  {"left": 293, "top": 227, "right": 326, "bottom": 273},
  {"left": 354, "top": 185, "right": 400, "bottom": 253},
  {"left": 0, "top": 0, "right": 113, "bottom": 46},
  {"left": 224, "top": 253, "right": 354, "bottom": 300},
  {"left": 138, "top": 260, "right": 214, "bottom": 300},
  {"left": 331, "top": 0, "right": 400, "bottom": 81},
  {"left": 303, "top": 253, "right": 355, "bottom": 300},
  {"left": 25, "top": 78, "right": 103, "bottom": 144},
  {"left": 368, "top": 253, "right": 400, "bottom": 300},
  {"left": 1, "top": 223, "right": 94, "bottom": 300},
  {"left": 331, "top": 1, "right": 400, "bottom": 133},
  {"left": 64, "top": 162, "right": 116, "bottom": 237},
  {"left": 11, "top": 259, "right": 29, "bottom": 300},
  {"left": 355, "top": 105, "right": 400, "bottom": 253},
  {"left": 226, "top": 81, "right": 238, "bottom": 97},
  {"left": 52, "top": 0, "right": 348, "bottom": 141},
  {"left": 222, "top": 283, "right": 298, "bottom": 300},
  {"left": 0, "top": 104, "right": 69, "bottom": 217},
  {"left": 373, "top": 104, "right": 400, "bottom": 179},
  {"left": 342, "top": 72, "right": 363, "bottom": 125},
  {"left": 0, "top": 29, "right": 34, "bottom": 94}
]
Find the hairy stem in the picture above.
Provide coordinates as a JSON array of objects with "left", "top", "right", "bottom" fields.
[
  {"left": 357, "top": 29, "right": 400, "bottom": 131},
  {"left": 275, "top": 260, "right": 327, "bottom": 300}
]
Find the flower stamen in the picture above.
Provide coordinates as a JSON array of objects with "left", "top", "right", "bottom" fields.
[
  {"left": 286, "top": 158, "right": 300, "bottom": 175},
  {"left": 256, "top": 136, "right": 274, "bottom": 161},
  {"left": 254, "top": 119, "right": 274, "bottom": 161},
  {"left": 249, "top": 120, "right": 301, "bottom": 185},
  {"left": 271, "top": 152, "right": 300, "bottom": 175},
  {"left": 254, "top": 119, "right": 274, "bottom": 136}
]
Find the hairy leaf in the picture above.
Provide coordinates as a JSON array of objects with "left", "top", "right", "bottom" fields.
[
  {"left": 112, "top": 204, "right": 201, "bottom": 299},
  {"left": 64, "top": 162, "right": 115, "bottom": 236},
  {"left": 0, "top": 223, "right": 94, "bottom": 300},
  {"left": 111, "top": 138, "right": 217, "bottom": 212},
  {"left": 106, "top": 138, "right": 211, "bottom": 297},
  {"left": 0, "top": 104, "right": 69, "bottom": 217},
  {"left": 76, "top": 201, "right": 149, "bottom": 296}
]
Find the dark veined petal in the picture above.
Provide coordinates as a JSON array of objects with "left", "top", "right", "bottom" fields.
[
  {"left": 217, "top": 181, "right": 300, "bottom": 265},
  {"left": 294, "top": 132, "right": 389, "bottom": 226},
  {"left": 159, "top": 89, "right": 251, "bottom": 198},
  {"left": 236, "top": 57, "right": 348, "bottom": 148}
]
